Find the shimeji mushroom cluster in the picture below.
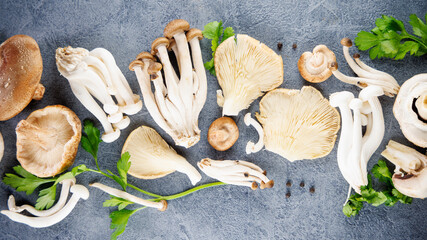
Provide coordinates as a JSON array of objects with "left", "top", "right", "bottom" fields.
[
  {"left": 56, "top": 47, "right": 142, "bottom": 143},
  {"left": 330, "top": 86, "right": 385, "bottom": 198},
  {"left": 129, "top": 20, "right": 207, "bottom": 148}
]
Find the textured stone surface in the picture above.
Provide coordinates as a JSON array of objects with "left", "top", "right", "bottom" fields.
[{"left": 0, "top": 0, "right": 426, "bottom": 239}]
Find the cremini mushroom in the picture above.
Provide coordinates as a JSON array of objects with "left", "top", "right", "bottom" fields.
[
  {"left": 90, "top": 183, "right": 167, "bottom": 211},
  {"left": 381, "top": 140, "right": 427, "bottom": 199},
  {"left": 1, "top": 184, "right": 89, "bottom": 228},
  {"left": 256, "top": 86, "right": 340, "bottom": 161},
  {"left": 0, "top": 131, "right": 3, "bottom": 162},
  {"left": 0, "top": 35, "right": 44, "bottom": 121},
  {"left": 393, "top": 73, "right": 427, "bottom": 147},
  {"left": 329, "top": 38, "right": 399, "bottom": 97},
  {"left": 298, "top": 45, "right": 336, "bottom": 83},
  {"left": 215, "top": 34, "right": 283, "bottom": 116},
  {"left": 122, "top": 125, "right": 201, "bottom": 185},
  {"left": 8, "top": 177, "right": 76, "bottom": 216},
  {"left": 244, "top": 113, "right": 264, "bottom": 154},
  {"left": 15, "top": 105, "right": 81, "bottom": 177},
  {"left": 197, "top": 158, "right": 274, "bottom": 190},
  {"left": 207, "top": 117, "right": 239, "bottom": 151}
]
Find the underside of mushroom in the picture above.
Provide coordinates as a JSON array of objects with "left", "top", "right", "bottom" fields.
[
  {"left": 129, "top": 20, "right": 207, "bottom": 148},
  {"left": 56, "top": 46, "right": 142, "bottom": 143},
  {"left": 298, "top": 45, "right": 336, "bottom": 83},
  {"left": 197, "top": 158, "right": 273, "bottom": 190},
  {"left": 329, "top": 38, "right": 399, "bottom": 97}
]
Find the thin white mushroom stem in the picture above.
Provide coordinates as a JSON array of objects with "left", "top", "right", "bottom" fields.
[
  {"left": 82, "top": 55, "right": 116, "bottom": 95},
  {"left": 244, "top": 113, "right": 264, "bottom": 154},
  {"left": 155, "top": 46, "right": 182, "bottom": 106},
  {"left": 353, "top": 53, "right": 397, "bottom": 83},
  {"left": 188, "top": 34, "right": 207, "bottom": 116},
  {"left": 1, "top": 184, "right": 89, "bottom": 228},
  {"left": 8, "top": 178, "right": 76, "bottom": 217},
  {"left": 90, "top": 183, "right": 167, "bottom": 211}
]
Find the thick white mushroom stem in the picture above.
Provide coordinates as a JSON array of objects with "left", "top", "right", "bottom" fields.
[
  {"left": 90, "top": 183, "right": 167, "bottom": 211},
  {"left": 244, "top": 113, "right": 264, "bottom": 154},
  {"left": 1, "top": 184, "right": 89, "bottom": 228},
  {"left": 381, "top": 140, "right": 427, "bottom": 199},
  {"left": 8, "top": 178, "right": 76, "bottom": 217},
  {"left": 348, "top": 99, "right": 366, "bottom": 192},
  {"left": 416, "top": 94, "right": 427, "bottom": 120},
  {"left": 359, "top": 86, "right": 385, "bottom": 185},
  {"left": 197, "top": 158, "right": 273, "bottom": 190}
]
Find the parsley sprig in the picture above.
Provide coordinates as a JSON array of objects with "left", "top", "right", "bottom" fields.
[
  {"left": 203, "top": 21, "right": 235, "bottom": 75},
  {"left": 355, "top": 14, "right": 427, "bottom": 60},
  {"left": 343, "top": 159, "right": 412, "bottom": 217}
]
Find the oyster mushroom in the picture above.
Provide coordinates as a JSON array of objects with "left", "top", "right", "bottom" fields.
[
  {"left": 298, "top": 45, "right": 336, "bottom": 83},
  {"left": 0, "top": 35, "right": 44, "bottom": 121},
  {"left": 256, "top": 86, "right": 340, "bottom": 161},
  {"left": 393, "top": 73, "right": 427, "bottom": 147},
  {"left": 215, "top": 34, "right": 283, "bottom": 116},
  {"left": 207, "top": 117, "right": 239, "bottom": 151},
  {"left": 197, "top": 158, "right": 274, "bottom": 189},
  {"left": 122, "top": 125, "right": 201, "bottom": 185},
  {"left": 381, "top": 140, "right": 427, "bottom": 199},
  {"left": 15, "top": 105, "right": 81, "bottom": 177}
]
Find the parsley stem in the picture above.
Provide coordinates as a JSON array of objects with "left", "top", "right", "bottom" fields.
[
  {"left": 127, "top": 183, "right": 164, "bottom": 198},
  {"left": 158, "top": 182, "right": 226, "bottom": 201},
  {"left": 402, "top": 35, "right": 427, "bottom": 50}
]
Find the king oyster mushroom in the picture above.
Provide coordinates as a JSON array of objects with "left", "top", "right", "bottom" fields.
[
  {"left": 381, "top": 140, "right": 427, "bottom": 199},
  {"left": 256, "top": 86, "right": 340, "bottom": 161},
  {"left": 393, "top": 73, "right": 427, "bottom": 147},
  {"left": 215, "top": 34, "right": 283, "bottom": 116},
  {"left": 0, "top": 35, "right": 45, "bottom": 121},
  {"left": 298, "top": 45, "right": 336, "bottom": 83},
  {"left": 15, "top": 105, "right": 81, "bottom": 177}
]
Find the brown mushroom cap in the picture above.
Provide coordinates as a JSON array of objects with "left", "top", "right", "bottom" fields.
[
  {"left": 340, "top": 38, "right": 353, "bottom": 47},
  {"left": 16, "top": 105, "right": 81, "bottom": 177},
  {"left": 148, "top": 62, "right": 163, "bottom": 75},
  {"left": 0, "top": 35, "right": 44, "bottom": 121},
  {"left": 207, "top": 117, "right": 239, "bottom": 151},
  {"left": 136, "top": 51, "right": 156, "bottom": 62},
  {"left": 298, "top": 45, "right": 336, "bottom": 83},
  {"left": 163, "top": 19, "right": 190, "bottom": 39},
  {"left": 186, "top": 28, "right": 203, "bottom": 42},
  {"left": 151, "top": 37, "right": 170, "bottom": 55},
  {"left": 167, "top": 38, "right": 176, "bottom": 51},
  {"left": 129, "top": 59, "right": 144, "bottom": 71}
]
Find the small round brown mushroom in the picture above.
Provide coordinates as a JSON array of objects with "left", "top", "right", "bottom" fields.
[
  {"left": 0, "top": 35, "right": 44, "bottom": 121},
  {"left": 207, "top": 117, "right": 239, "bottom": 151},
  {"left": 298, "top": 45, "right": 336, "bottom": 83},
  {"left": 15, "top": 105, "right": 81, "bottom": 177}
]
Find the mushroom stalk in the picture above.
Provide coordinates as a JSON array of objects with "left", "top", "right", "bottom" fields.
[
  {"left": 1, "top": 184, "right": 89, "bottom": 228},
  {"left": 8, "top": 178, "right": 76, "bottom": 217},
  {"left": 90, "top": 183, "right": 167, "bottom": 211},
  {"left": 244, "top": 113, "right": 264, "bottom": 154},
  {"left": 348, "top": 98, "right": 365, "bottom": 191}
]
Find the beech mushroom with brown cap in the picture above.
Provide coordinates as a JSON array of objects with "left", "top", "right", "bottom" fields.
[
  {"left": 207, "top": 117, "right": 239, "bottom": 151},
  {"left": 215, "top": 34, "right": 283, "bottom": 116},
  {"left": 15, "top": 105, "right": 81, "bottom": 177},
  {"left": 197, "top": 158, "right": 274, "bottom": 189},
  {"left": 256, "top": 86, "right": 340, "bottom": 161},
  {"left": 298, "top": 45, "right": 336, "bottom": 83},
  {"left": 381, "top": 140, "right": 427, "bottom": 199},
  {"left": 0, "top": 35, "right": 45, "bottom": 121}
]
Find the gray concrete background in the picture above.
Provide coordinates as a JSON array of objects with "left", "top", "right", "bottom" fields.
[{"left": 1, "top": 0, "right": 426, "bottom": 239}]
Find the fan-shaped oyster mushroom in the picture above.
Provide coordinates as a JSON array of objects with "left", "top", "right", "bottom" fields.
[
  {"left": 215, "top": 34, "right": 283, "bottom": 116},
  {"left": 298, "top": 45, "right": 336, "bottom": 83},
  {"left": 0, "top": 35, "right": 44, "bottom": 121},
  {"left": 15, "top": 105, "right": 81, "bottom": 177},
  {"left": 256, "top": 86, "right": 340, "bottom": 161}
]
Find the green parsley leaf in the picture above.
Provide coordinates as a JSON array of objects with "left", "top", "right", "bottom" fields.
[
  {"left": 103, "top": 196, "right": 134, "bottom": 211},
  {"left": 204, "top": 58, "right": 215, "bottom": 75},
  {"left": 355, "top": 14, "right": 427, "bottom": 60},
  {"left": 35, "top": 184, "right": 57, "bottom": 210},
  {"left": 110, "top": 209, "right": 140, "bottom": 240},
  {"left": 371, "top": 159, "right": 392, "bottom": 184},
  {"left": 116, "top": 152, "right": 131, "bottom": 191},
  {"left": 81, "top": 119, "right": 102, "bottom": 169},
  {"left": 3, "top": 166, "right": 55, "bottom": 195},
  {"left": 222, "top": 27, "right": 235, "bottom": 43}
]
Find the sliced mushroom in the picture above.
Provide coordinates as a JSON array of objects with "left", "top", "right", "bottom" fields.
[
  {"left": 256, "top": 86, "right": 340, "bottom": 161},
  {"left": 381, "top": 140, "right": 427, "bottom": 199},
  {"left": 207, "top": 117, "right": 239, "bottom": 151},
  {"left": 393, "top": 73, "right": 427, "bottom": 147},
  {"left": 197, "top": 158, "right": 273, "bottom": 189},
  {"left": 244, "top": 113, "right": 264, "bottom": 154},
  {"left": 122, "top": 125, "right": 201, "bottom": 185},
  {"left": 215, "top": 34, "right": 283, "bottom": 116},
  {"left": 15, "top": 105, "right": 81, "bottom": 177},
  {"left": 298, "top": 45, "right": 336, "bottom": 83},
  {"left": 0, "top": 35, "right": 44, "bottom": 121}
]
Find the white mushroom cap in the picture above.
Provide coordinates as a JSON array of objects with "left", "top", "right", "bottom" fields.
[
  {"left": 393, "top": 73, "right": 427, "bottom": 147},
  {"left": 298, "top": 45, "right": 336, "bottom": 83},
  {"left": 256, "top": 86, "right": 340, "bottom": 161},
  {"left": 15, "top": 105, "right": 82, "bottom": 177},
  {"left": 215, "top": 34, "right": 283, "bottom": 116}
]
